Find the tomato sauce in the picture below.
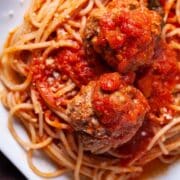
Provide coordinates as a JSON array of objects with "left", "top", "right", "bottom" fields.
[
  {"left": 31, "top": 57, "right": 64, "bottom": 108},
  {"left": 31, "top": 47, "right": 107, "bottom": 109},
  {"left": 56, "top": 48, "right": 97, "bottom": 87},
  {"left": 117, "top": 120, "right": 154, "bottom": 165},
  {"left": 137, "top": 41, "right": 179, "bottom": 123},
  {"left": 99, "top": 73, "right": 122, "bottom": 92},
  {"left": 93, "top": 73, "right": 123, "bottom": 129},
  {"left": 92, "top": 73, "right": 149, "bottom": 132},
  {"left": 94, "top": 8, "right": 159, "bottom": 73}
]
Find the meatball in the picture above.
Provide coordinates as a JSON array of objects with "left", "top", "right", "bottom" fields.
[
  {"left": 67, "top": 73, "right": 149, "bottom": 153},
  {"left": 83, "top": 0, "right": 162, "bottom": 73}
]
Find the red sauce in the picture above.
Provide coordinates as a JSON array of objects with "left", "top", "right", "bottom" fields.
[
  {"left": 31, "top": 57, "right": 63, "bottom": 108},
  {"left": 31, "top": 48, "right": 107, "bottom": 108},
  {"left": 122, "top": 72, "right": 136, "bottom": 84},
  {"left": 117, "top": 120, "right": 154, "bottom": 165},
  {"left": 92, "top": 73, "right": 149, "bottom": 132},
  {"left": 99, "top": 73, "right": 122, "bottom": 92},
  {"left": 95, "top": 8, "right": 159, "bottom": 73},
  {"left": 159, "top": 0, "right": 166, "bottom": 6},
  {"left": 137, "top": 41, "right": 179, "bottom": 123},
  {"left": 93, "top": 73, "right": 123, "bottom": 128},
  {"left": 56, "top": 48, "right": 97, "bottom": 87}
]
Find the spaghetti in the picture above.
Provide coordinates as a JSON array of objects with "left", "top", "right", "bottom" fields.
[{"left": 0, "top": 0, "right": 180, "bottom": 180}]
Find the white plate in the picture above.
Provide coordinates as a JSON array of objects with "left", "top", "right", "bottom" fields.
[{"left": 0, "top": 0, "right": 179, "bottom": 180}]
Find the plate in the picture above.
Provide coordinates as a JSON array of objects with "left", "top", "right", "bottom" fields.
[{"left": 0, "top": 0, "right": 179, "bottom": 179}]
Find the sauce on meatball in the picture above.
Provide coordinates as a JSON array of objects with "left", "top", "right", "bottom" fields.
[
  {"left": 83, "top": 0, "right": 162, "bottom": 73},
  {"left": 67, "top": 73, "right": 149, "bottom": 153}
]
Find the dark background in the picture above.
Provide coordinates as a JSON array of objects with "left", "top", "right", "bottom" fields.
[{"left": 0, "top": 151, "right": 26, "bottom": 180}]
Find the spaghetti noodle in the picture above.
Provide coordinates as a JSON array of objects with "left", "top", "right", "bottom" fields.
[{"left": 0, "top": 0, "right": 180, "bottom": 179}]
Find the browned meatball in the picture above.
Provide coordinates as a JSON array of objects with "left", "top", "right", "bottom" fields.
[
  {"left": 83, "top": 0, "right": 162, "bottom": 73},
  {"left": 67, "top": 73, "right": 149, "bottom": 153}
]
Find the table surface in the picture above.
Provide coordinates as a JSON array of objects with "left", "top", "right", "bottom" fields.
[{"left": 0, "top": 151, "right": 26, "bottom": 180}]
